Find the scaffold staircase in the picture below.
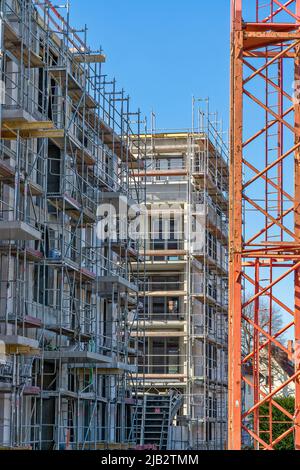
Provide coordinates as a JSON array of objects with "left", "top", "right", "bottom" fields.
[{"left": 134, "top": 392, "right": 183, "bottom": 450}]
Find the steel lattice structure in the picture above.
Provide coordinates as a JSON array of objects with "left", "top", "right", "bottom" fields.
[{"left": 229, "top": 0, "right": 300, "bottom": 450}]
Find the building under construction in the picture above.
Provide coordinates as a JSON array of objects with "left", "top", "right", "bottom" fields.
[
  {"left": 0, "top": 0, "right": 145, "bottom": 449},
  {"left": 132, "top": 106, "right": 229, "bottom": 450}
]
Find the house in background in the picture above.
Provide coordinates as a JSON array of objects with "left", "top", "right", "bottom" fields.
[{"left": 243, "top": 341, "right": 295, "bottom": 447}]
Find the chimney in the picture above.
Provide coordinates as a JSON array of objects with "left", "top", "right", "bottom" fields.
[{"left": 287, "top": 340, "right": 294, "bottom": 355}]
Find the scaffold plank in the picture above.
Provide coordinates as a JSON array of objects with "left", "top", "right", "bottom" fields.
[{"left": 73, "top": 53, "right": 106, "bottom": 63}]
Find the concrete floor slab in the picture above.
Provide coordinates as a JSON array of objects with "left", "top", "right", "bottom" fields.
[{"left": 0, "top": 221, "right": 41, "bottom": 241}]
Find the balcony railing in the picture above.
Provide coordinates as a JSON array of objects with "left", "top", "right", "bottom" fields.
[{"left": 140, "top": 312, "right": 186, "bottom": 322}]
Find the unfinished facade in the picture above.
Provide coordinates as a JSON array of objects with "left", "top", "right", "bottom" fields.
[
  {"left": 132, "top": 108, "right": 229, "bottom": 450},
  {"left": 0, "top": 0, "right": 145, "bottom": 449}
]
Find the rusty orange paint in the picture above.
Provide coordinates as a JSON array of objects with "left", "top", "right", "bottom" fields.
[{"left": 229, "top": 0, "right": 300, "bottom": 450}]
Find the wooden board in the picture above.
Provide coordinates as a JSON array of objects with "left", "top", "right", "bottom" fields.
[
  {"left": 2, "top": 120, "right": 54, "bottom": 131},
  {"left": 73, "top": 53, "right": 106, "bottom": 64}
]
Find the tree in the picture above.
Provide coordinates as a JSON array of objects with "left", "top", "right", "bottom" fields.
[
  {"left": 242, "top": 296, "right": 284, "bottom": 358},
  {"left": 259, "top": 397, "right": 295, "bottom": 450},
  {"left": 242, "top": 299, "right": 293, "bottom": 450}
]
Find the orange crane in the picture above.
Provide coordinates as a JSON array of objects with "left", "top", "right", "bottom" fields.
[{"left": 229, "top": 0, "right": 300, "bottom": 450}]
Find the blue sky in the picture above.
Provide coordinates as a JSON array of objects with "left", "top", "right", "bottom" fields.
[{"left": 69, "top": 0, "right": 230, "bottom": 131}]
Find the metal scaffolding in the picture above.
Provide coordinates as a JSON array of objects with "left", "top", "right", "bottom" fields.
[
  {"left": 0, "top": 0, "right": 145, "bottom": 450},
  {"left": 131, "top": 102, "right": 229, "bottom": 450}
]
